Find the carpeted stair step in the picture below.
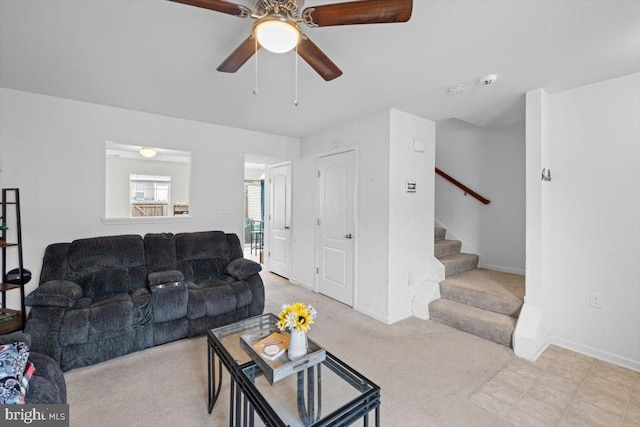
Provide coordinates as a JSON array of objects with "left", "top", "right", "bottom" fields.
[
  {"left": 429, "top": 299, "right": 516, "bottom": 347},
  {"left": 438, "top": 253, "right": 479, "bottom": 276},
  {"left": 435, "top": 239, "right": 462, "bottom": 258},
  {"left": 435, "top": 227, "right": 446, "bottom": 241},
  {"left": 440, "top": 269, "right": 525, "bottom": 317}
]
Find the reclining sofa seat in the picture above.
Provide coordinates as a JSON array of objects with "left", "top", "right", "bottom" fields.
[
  {"left": 25, "top": 235, "right": 152, "bottom": 371},
  {"left": 24, "top": 231, "right": 264, "bottom": 371},
  {"left": 143, "top": 231, "right": 265, "bottom": 340}
]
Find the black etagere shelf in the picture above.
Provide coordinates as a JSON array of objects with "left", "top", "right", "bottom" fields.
[{"left": 1, "top": 188, "right": 26, "bottom": 334}]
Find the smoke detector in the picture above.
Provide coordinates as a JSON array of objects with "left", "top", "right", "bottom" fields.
[{"left": 480, "top": 74, "right": 497, "bottom": 86}]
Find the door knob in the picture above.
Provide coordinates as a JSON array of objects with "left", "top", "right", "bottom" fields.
[
  {"left": 284, "top": 226, "right": 290, "bottom": 230},
  {"left": 345, "top": 234, "right": 352, "bottom": 239}
]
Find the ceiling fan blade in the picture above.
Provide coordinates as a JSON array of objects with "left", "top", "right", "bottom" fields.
[
  {"left": 217, "top": 36, "right": 260, "bottom": 73},
  {"left": 168, "top": 0, "right": 250, "bottom": 17},
  {"left": 297, "top": 36, "right": 342, "bottom": 81},
  {"left": 302, "top": 0, "right": 412, "bottom": 27}
]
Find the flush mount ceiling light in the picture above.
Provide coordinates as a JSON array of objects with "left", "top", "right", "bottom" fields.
[
  {"left": 253, "top": 15, "right": 301, "bottom": 53},
  {"left": 139, "top": 147, "right": 157, "bottom": 158}
]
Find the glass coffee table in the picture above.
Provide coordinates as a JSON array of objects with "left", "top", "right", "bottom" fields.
[{"left": 208, "top": 313, "right": 380, "bottom": 427}]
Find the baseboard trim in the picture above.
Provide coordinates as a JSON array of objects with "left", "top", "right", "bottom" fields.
[
  {"left": 434, "top": 218, "right": 480, "bottom": 256},
  {"left": 533, "top": 337, "right": 552, "bottom": 361},
  {"left": 354, "top": 304, "right": 390, "bottom": 325},
  {"left": 288, "top": 277, "right": 314, "bottom": 291},
  {"left": 387, "top": 311, "right": 412, "bottom": 325},
  {"left": 550, "top": 337, "right": 640, "bottom": 372},
  {"left": 480, "top": 263, "right": 525, "bottom": 276}
]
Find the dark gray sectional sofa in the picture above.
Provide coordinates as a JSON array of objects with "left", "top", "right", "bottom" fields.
[{"left": 24, "top": 231, "right": 263, "bottom": 371}]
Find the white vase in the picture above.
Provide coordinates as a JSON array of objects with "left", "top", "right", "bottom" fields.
[{"left": 288, "top": 329, "right": 308, "bottom": 360}]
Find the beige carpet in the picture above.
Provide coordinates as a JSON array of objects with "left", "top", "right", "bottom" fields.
[{"left": 65, "top": 272, "right": 518, "bottom": 426}]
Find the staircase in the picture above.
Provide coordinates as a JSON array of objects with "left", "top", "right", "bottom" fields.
[{"left": 429, "top": 227, "right": 525, "bottom": 348}]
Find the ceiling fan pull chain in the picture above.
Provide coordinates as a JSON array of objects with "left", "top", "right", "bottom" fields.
[
  {"left": 294, "top": 44, "right": 299, "bottom": 107},
  {"left": 253, "top": 37, "right": 259, "bottom": 95}
]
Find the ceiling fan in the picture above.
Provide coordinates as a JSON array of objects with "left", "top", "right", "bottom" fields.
[{"left": 169, "top": 0, "right": 413, "bottom": 81}]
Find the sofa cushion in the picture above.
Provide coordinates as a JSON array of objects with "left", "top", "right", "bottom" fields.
[
  {"left": 187, "top": 280, "right": 253, "bottom": 320},
  {"left": 66, "top": 235, "right": 147, "bottom": 299},
  {"left": 144, "top": 233, "right": 177, "bottom": 273},
  {"left": 90, "top": 302, "right": 133, "bottom": 339},
  {"left": 198, "top": 277, "right": 233, "bottom": 289},
  {"left": 39, "top": 243, "right": 71, "bottom": 285},
  {"left": 176, "top": 231, "right": 230, "bottom": 282},
  {"left": 90, "top": 269, "right": 129, "bottom": 298},
  {"left": 226, "top": 233, "right": 244, "bottom": 261},
  {"left": 59, "top": 309, "right": 90, "bottom": 346},
  {"left": 59, "top": 294, "right": 135, "bottom": 346}
]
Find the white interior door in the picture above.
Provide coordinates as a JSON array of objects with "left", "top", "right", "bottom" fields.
[
  {"left": 269, "top": 162, "right": 292, "bottom": 278},
  {"left": 317, "top": 151, "right": 355, "bottom": 306}
]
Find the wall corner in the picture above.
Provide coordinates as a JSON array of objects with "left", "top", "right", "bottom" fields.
[
  {"left": 513, "top": 303, "right": 550, "bottom": 361},
  {"left": 412, "top": 256, "right": 443, "bottom": 320}
]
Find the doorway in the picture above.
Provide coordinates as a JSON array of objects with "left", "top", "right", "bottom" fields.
[
  {"left": 268, "top": 162, "right": 292, "bottom": 278},
  {"left": 244, "top": 162, "right": 265, "bottom": 264},
  {"left": 316, "top": 150, "right": 356, "bottom": 306}
]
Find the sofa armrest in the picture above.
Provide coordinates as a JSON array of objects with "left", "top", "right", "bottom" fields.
[
  {"left": 25, "top": 281, "right": 83, "bottom": 308},
  {"left": 0, "top": 331, "right": 31, "bottom": 347},
  {"left": 224, "top": 258, "right": 262, "bottom": 281},
  {"left": 148, "top": 270, "right": 185, "bottom": 286}
]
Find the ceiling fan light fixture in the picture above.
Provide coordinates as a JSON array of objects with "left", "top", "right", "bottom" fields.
[
  {"left": 253, "top": 15, "right": 301, "bottom": 54},
  {"left": 139, "top": 147, "right": 157, "bottom": 158}
]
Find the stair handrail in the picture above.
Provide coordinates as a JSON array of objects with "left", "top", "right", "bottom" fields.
[{"left": 435, "top": 167, "right": 491, "bottom": 205}]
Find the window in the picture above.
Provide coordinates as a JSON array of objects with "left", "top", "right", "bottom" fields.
[
  {"left": 130, "top": 175, "right": 171, "bottom": 217},
  {"left": 104, "top": 142, "right": 191, "bottom": 221},
  {"left": 244, "top": 181, "right": 263, "bottom": 221}
]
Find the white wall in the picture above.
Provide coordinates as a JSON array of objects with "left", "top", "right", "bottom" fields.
[
  {"left": 292, "top": 109, "right": 436, "bottom": 324},
  {"left": 105, "top": 157, "right": 190, "bottom": 218},
  {"left": 293, "top": 109, "right": 391, "bottom": 320},
  {"left": 435, "top": 119, "right": 526, "bottom": 274},
  {"left": 388, "top": 109, "right": 436, "bottom": 323},
  {"left": 514, "top": 88, "right": 552, "bottom": 361},
  {"left": 547, "top": 73, "right": 640, "bottom": 369},
  {"left": 517, "top": 73, "right": 640, "bottom": 371},
  {"left": 0, "top": 88, "right": 298, "bottom": 308}
]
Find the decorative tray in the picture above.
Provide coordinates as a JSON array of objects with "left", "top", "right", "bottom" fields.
[{"left": 240, "top": 328, "right": 326, "bottom": 384}]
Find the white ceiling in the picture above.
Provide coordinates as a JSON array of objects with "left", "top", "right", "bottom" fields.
[{"left": 1, "top": 0, "right": 639, "bottom": 138}]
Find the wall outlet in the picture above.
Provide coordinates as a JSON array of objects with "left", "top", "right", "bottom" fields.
[
  {"left": 589, "top": 292, "right": 603, "bottom": 309},
  {"left": 216, "top": 207, "right": 232, "bottom": 215}
]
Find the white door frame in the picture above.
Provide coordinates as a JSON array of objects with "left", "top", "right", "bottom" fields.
[
  {"left": 315, "top": 147, "right": 358, "bottom": 305},
  {"left": 266, "top": 160, "right": 292, "bottom": 277}
]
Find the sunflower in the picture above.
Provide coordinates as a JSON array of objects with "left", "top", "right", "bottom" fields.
[{"left": 277, "top": 302, "right": 317, "bottom": 333}]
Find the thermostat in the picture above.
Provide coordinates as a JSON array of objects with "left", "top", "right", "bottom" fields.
[{"left": 406, "top": 179, "right": 417, "bottom": 193}]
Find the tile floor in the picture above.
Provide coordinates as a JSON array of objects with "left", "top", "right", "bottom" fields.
[{"left": 471, "top": 345, "right": 640, "bottom": 426}]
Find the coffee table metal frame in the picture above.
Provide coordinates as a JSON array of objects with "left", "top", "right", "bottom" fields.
[{"left": 207, "top": 313, "right": 381, "bottom": 427}]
